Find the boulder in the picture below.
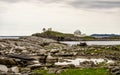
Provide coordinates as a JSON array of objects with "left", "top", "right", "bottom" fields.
[
  {"left": 20, "top": 67, "right": 31, "bottom": 74},
  {"left": 0, "top": 58, "right": 17, "bottom": 67},
  {"left": 80, "top": 61, "right": 95, "bottom": 68},
  {"left": 39, "top": 55, "right": 47, "bottom": 64},
  {"left": 47, "top": 68, "right": 57, "bottom": 74},
  {"left": 77, "top": 42, "right": 87, "bottom": 46},
  {"left": 110, "top": 66, "right": 120, "bottom": 75},
  {"left": 56, "top": 69, "right": 63, "bottom": 74},
  {"left": 10, "top": 66, "right": 19, "bottom": 73},
  {"left": 46, "top": 53, "right": 58, "bottom": 64},
  {"left": 50, "top": 49, "right": 59, "bottom": 54},
  {"left": 0, "top": 65, "right": 8, "bottom": 73}
]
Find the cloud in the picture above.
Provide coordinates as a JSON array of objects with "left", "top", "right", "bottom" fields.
[
  {"left": 68, "top": 0, "right": 120, "bottom": 9},
  {"left": 0, "top": 0, "right": 21, "bottom": 3},
  {"left": 0, "top": 0, "right": 120, "bottom": 9}
]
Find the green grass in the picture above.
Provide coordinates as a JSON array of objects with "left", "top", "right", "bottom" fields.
[
  {"left": 116, "top": 45, "right": 120, "bottom": 49},
  {"left": 32, "top": 31, "right": 74, "bottom": 41},
  {"left": 80, "top": 36, "right": 96, "bottom": 40},
  {"left": 32, "top": 31, "right": 73, "bottom": 37},
  {"left": 32, "top": 68, "right": 111, "bottom": 75},
  {"left": 62, "top": 68, "right": 110, "bottom": 75}
]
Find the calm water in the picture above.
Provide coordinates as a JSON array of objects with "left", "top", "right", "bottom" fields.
[
  {"left": 0, "top": 36, "right": 20, "bottom": 39},
  {"left": 0, "top": 37, "right": 120, "bottom": 45},
  {"left": 61, "top": 41, "right": 120, "bottom": 45},
  {"left": 55, "top": 58, "right": 114, "bottom": 66}
]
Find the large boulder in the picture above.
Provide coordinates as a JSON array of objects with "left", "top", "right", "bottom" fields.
[
  {"left": 0, "top": 65, "right": 8, "bottom": 73},
  {"left": 10, "top": 66, "right": 19, "bottom": 73}
]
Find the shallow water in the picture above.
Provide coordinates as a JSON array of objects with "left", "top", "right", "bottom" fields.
[
  {"left": 0, "top": 36, "right": 20, "bottom": 39},
  {"left": 61, "top": 41, "right": 120, "bottom": 45},
  {"left": 55, "top": 58, "right": 114, "bottom": 66}
]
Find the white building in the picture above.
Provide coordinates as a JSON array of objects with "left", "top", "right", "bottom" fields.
[{"left": 74, "top": 30, "right": 86, "bottom": 37}]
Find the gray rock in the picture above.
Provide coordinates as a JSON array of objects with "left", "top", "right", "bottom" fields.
[
  {"left": 50, "top": 49, "right": 59, "bottom": 53},
  {"left": 80, "top": 61, "right": 95, "bottom": 68},
  {"left": 110, "top": 66, "right": 120, "bottom": 75},
  {"left": 47, "top": 68, "right": 57, "bottom": 74},
  {"left": 56, "top": 69, "right": 63, "bottom": 74},
  {"left": 10, "top": 66, "right": 19, "bottom": 73},
  {"left": 0, "top": 65, "right": 8, "bottom": 73},
  {"left": 46, "top": 53, "right": 58, "bottom": 64}
]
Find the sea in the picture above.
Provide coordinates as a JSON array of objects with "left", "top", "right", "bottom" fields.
[
  {"left": 0, "top": 36, "right": 21, "bottom": 39},
  {"left": 0, "top": 36, "right": 120, "bottom": 45},
  {"left": 61, "top": 41, "right": 120, "bottom": 45}
]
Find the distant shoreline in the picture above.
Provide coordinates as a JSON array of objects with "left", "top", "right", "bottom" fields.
[{"left": 1, "top": 36, "right": 120, "bottom": 41}]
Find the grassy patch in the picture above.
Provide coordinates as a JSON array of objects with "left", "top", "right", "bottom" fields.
[
  {"left": 32, "top": 31, "right": 74, "bottom": 41},
  {"left": 32, "top": 31, "right": 96, "bottom": 41},
  {"left": 32, "top": 68, "right": 111, "bottom": 75},
  {"left": 62, "top": 68, "right": 110, "bottom": 75}
]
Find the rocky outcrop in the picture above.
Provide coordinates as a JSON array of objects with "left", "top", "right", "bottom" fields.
[
  {"left": 0, "top": 36, "right": 57, "bottom": 55},
  {"left": 0, "top": 65, "right": 8, "bottom": 73},
  {"left": 80, "top": 61, "right": 95, "bottom": 68},
  {"left": 46, "top": 53, "right": 58, "bottom": 65},
  {"left": 111, "top": 67, "right": 120, "bottom": 75},
  {"left": 0, "top": 36, "right": 120, "bottom": 75},
  {"left": 0, "top": 57, "right": 17, "bottom": 67}
]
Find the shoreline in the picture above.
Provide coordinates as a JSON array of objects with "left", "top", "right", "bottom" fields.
[{"left": 0, "top": 36, "right": 120, "bottom": 75}]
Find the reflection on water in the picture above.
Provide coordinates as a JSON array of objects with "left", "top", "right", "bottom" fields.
[
  {"left": 55, "top": 58, "right": 114, "bottom": 66},
  {"left": 61, "top": 41, "right": 120, "bottom": 45}
]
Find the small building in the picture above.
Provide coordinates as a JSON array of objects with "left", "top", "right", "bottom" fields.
[
  {"left": 74, "top": 30, "right": 81, "bottom": 35},
  {"left": 48, "top": 28, "right": 52, "bottom": 31},
  {"left": 42, "top": 28, "right": 52, "bottom": 32},
  {"left": 74, "top": 30, "right": 86, "bottom": 37}
]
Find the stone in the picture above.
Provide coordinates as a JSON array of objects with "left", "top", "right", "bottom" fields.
[
  {"left": 50, "top": 49, "right": 59, "bottom": 54},
  {"left": 110, "top": 66, "right": 120, "bottom": 75},
  {"left": 47, "top": 68, "right": 57, "bottom": 74},
  {"left": 56, "top": 69, "right": 63, "bottom": 74},
  {"left": 0, "top": 65, "right": 8, "bottom": 73},
  {"left": 39, "top": 55, "right": 47, "bottom": 64},
  {"left": 39, "top": 49, "right": 47, "bottom": 54},
  {"left": 77, "top": 42, "right": 87, "bottom": 46},
  {"left": 20, "top": 67, "right": 31, "bottom": 74},
  {"left": 10, "top": 66, "right": 19, "bottom": 73},
  {"left": 80, "top": 61, "right": 95, "bottom": 68},
  {"left": 30, "top": 64, "right": 42, "bottom": 70},
  {"left": 46, "top": 53, "right": 58, "bottom": 64}
]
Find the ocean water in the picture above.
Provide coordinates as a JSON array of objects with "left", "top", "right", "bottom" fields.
[
  {"left": 55, "top": 58, "right": 114, "bottom": 66},
  {"left": 0, "top": 36, "right": 20, "bottom": 39},
  {"left": 61, "top": 41, "right": 120, "bottom": 45}
]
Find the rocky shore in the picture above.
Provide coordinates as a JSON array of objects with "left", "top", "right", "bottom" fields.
[{"left": 0, "top": 36, "right": 120, "bottom": 75}]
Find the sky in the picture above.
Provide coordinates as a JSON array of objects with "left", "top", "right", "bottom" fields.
[{"left": 0, "top": 0, "right": 120, "bottom": 36}]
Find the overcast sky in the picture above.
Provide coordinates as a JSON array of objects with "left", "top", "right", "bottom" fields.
[{"left": 0, "top": 0, "right": 120, "bottom": 36}]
